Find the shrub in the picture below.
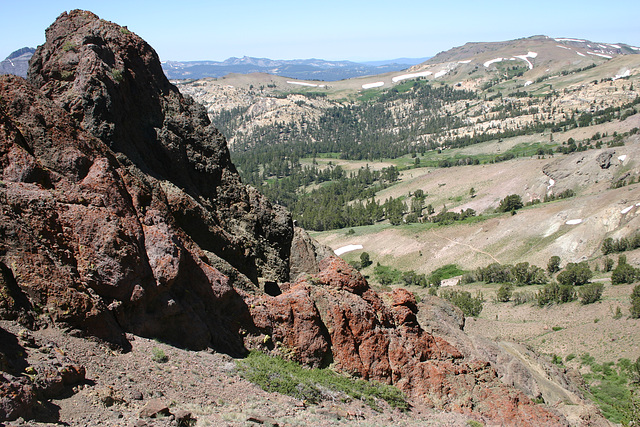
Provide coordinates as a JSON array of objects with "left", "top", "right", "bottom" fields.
[
  {"left": 497, "top": 284, "right": 513, "bottom": 302},
  {"left": 578, "top": 283, "right": 604, "bottom": 305},
  {"left": 557, "top": 262, "right": 593, "bottom": 286},
  {"left": 612, "top": 263, "right": 638, "bottom": 285},
  {"left": 603, "top": 257, "right": 614, "bottom": 272},
  {"left": 537, "top": 282, "right": 576, "bottom": 306},
  {"left": 237, "top": 351, "right": 408, "bottom": 411},
  {"left": 440, "top": 289, "right": 484, "bottom": 317},
  {"left": 547, "top": 256, "right": 561, "bottom": 274},
  {"left": 497, "top": 194, "right": 523, "bottom": 212},
  {"left": 151, "top": 347, "right": 168, "bottom": 363},
  {"left": 631, "top": 284, "right": 640, "bottom": 319},
  {"left": 512, "top": 290, "right": 536, "bottom": 305}
]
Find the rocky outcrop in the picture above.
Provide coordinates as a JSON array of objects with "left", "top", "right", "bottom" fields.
[
  {"left": 0, "top": 10, "right": 570, "bottom": 425},
  {"left": 248, "top": 257, "right": 565, "bottom": 426},
  {"left": 28, "top": 9, "right": 292, "bottom": 288}
]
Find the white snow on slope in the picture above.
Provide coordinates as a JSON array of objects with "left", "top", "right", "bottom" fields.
[
  {"left": 514, "top": 52, "right": 538, "bottom": 70},
  {"left": 577, "top": 52, "right": 586, "bottom": 57},
  {"left": 618, "top": 154, "right": 627, "bottom": 162},
  {"left": 434, "top": 70, "right": 448, "bottom": 78},
  {"left": 334, "top": 244, "right": 363, "bottom": 256},
  {"left": 524, "top": 81, "right": 533, "bottom": 86},
  {"left": 587, "top": 52, "right": 613, "bottom": 59},
  {"left": 566, "top": 219, "right": 583, "bottom": 225},
  {"left": 458, "top": 60, "right": 472, "bottom": 64},
  {"left": 608, "top": 44, "right": 621, "bottom": 49},
  {"left": 484, "top": 58, "right": 504, "bottom": 67},
  {"left": 287, "top": 81, "right": 326, "bottom": 88},
  {"left": 613, "top": 70, "right": 631, "bottom": 81},
  {"left": 392, "top": 71, "right": 432, "bottom": 83},
  {"left": 362, "top": 82, "right": 384, "bottom": 89},
  {"left": 555, "top": 38, "right": 586, "bottom": 43},
  {"left": 556, "top": 45, "right": 572, "bottom": 50},
  {"left": 621, "top": 206, "right": 634, "bottom": 214}
]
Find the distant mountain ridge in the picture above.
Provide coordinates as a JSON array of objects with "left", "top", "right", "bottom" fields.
[
  {"left": 161, "top": 56, "right": 425, "bottom": 81},
  {"left": 0, "top": 47, "right": 35, "bottom": 77}
]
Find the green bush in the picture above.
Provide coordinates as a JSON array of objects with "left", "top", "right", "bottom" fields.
[
  {"left": 237, "top": 351, "right": 408, "bottom": 411},
  {"left": 557, "top": 262, "right": 593, "bottom": 286},
  {"left": 578, "top": 283, "right": 604, "bottom": 305},
  {"left": 537, "top": 282, "right": 576, "bottom": 306},
  {"left": 439, "top": 289, "right": 484, "bottom": 317},
  {"left": 631, "top": 284, "right": 640, "bottom": 319},
  {"left": 496, "top": 284, "right": 513, "bottom": 302},
  {"left": 547, "top": 256, "right": 561, "bottom": 274},
  {"left": 151, "top": 347, "right": 168, "bottom": 363},
  {"left": 497, "top": 194, "right": 523, "bottom": 212},
  {"left": 612, "top": 263, "right": 638, "bottom": 285}
]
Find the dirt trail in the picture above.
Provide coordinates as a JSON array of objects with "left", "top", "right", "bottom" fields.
[{"left": 430, "top": 228, "right": 501, "bottom": 264}]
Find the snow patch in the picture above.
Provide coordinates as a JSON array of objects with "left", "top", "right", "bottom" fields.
[
  {"left": 362, "top": 82, "right": 384, "bottom": 89},
  {"left": 631, "top": 47, "right": 640, "bottom": 51},
  {"left": 524, "top": 80, "right": 533, "bottom": 86},
  {"left": 555, "top": 38, "right": 586, "bottom": 43},
  {"left": 547, "top": 178, "right": 555, "bottom": 190},
  {"left": 391, "top": 70, "right": 432, "bottom": 83},
  {"left": 458, "top": 60, "right": 472, "bottom": 64},
  {"left": 608, "top": 44, "right": 621, "bottom": 49},
  {"left": 287, "top": 81, "right": 326, "bottom": 88},
  {"left": 618, "top": 154, "right": 627, "bottom": 162},
  {"left": 612, "top": 70, "right": 630, "bottom": 81},
  {"left": 576, "top": 52, "right": 586, "bottom": 57},
  {"left": 556, "top": 45, "right": 572, "bottom": 50},
  {"left": 621, "top": 206, "right": 634, "bottom": 214},
  {"left": 484, "top": 58, "right": 504, "bottom": 67},
  {"left": 565, "top": 219, "right": 583, "bottom": 225},
  {"left": 334, "top": 244, "right": 363, "bottom": 256},
  {"left": 434, "top": 70, "right": 448, "bottom": 78},
  {"left": 514, "top": 52, "right": 538, "bottom": 70},
  {"left": 587, "top": 52, "right": 612, "bottom": 59}
]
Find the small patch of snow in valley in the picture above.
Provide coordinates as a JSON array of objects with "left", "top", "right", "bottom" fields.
[
  {"left": 458, "top": 60, "right": 472, "bottom": 64},
  {"left": 565, "top": 219, "right": 583, "bottom": 225},
  {"left": 362, "top": 81, "right": 384, "bottom": 89},
  {"left": 618, "top": 154, "right": 627, "bottom": 162},
  {"left": 547, "top": 178, "right": 555, "bottom": 190},
  {"left": 434, "top": 70, "right": 448, "bottom": 78},
  {"left": 334, "top": 244, "right": 363, "bottom": 255},
  {"left": 524, "top": 81, "right": 533, "bottom": 86}
]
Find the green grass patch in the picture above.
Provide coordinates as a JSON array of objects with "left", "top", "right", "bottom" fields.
[
  {"left": 237, "top": 350, "right": 408, "bottom": 411},
  {"left": 579, "top": 354, "right": 640, "bottom": 424}
]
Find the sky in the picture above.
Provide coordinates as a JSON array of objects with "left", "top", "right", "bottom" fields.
[{"left": 1, "top": 0, "right": 640, "bottom": 63}]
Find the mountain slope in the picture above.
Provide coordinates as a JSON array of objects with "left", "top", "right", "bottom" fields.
[{"left": 0, "top": 47, "right": 35, "bottom": 78}]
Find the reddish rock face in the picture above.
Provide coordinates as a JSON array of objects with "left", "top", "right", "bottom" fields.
[{"left": 247, "top": 257, "right": 565, "bottom": 426}]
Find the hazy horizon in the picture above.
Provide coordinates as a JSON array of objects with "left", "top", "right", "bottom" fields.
[{"left": 1, "top": 0, "right": 639, "bottom": 63}]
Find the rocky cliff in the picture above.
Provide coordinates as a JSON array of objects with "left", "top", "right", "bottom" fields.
[{"left": 0, "top": 10, "right": 571, "bottom": 425}]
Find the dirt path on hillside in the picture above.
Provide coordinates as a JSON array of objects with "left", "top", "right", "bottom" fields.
[{"left": 430, "top": 228, "right": 501, "bottom": 264}]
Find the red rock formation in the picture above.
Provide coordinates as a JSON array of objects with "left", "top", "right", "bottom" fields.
[{"left": 248, "top": 257, "right": 565, "bottom": 426}]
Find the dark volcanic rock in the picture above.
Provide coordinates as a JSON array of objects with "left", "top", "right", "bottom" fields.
[{"left": 28, "top": 9, "right": 292, "bottom": 287}]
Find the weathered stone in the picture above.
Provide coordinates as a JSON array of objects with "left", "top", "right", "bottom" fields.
[{"left": 139, "top": 398, "right": 171, "bottom": 418}]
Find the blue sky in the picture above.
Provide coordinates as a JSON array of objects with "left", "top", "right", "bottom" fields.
[{"left": 2, "top": 1, "right": 639, "bottom": 62}]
